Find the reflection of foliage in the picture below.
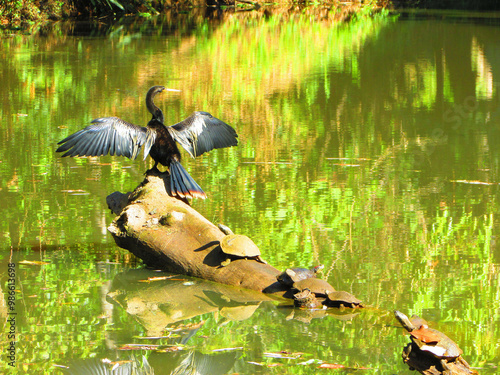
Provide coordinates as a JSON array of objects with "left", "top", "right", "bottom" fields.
[{"left": 0, "top": 247, "right": 139, "bottom": 374}]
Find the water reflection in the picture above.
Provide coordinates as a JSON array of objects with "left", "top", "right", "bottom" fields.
[{"left": 1, "top": 8, "right": 500, "bottom": 374}]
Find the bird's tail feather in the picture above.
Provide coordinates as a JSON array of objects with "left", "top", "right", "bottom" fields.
[{"left": 169, "top": 161, "right": 207, "bottom": 199}]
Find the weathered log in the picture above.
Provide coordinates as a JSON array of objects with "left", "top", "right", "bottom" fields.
[{"left": 107, "top": 170, "right": 287, "bottom": 295}]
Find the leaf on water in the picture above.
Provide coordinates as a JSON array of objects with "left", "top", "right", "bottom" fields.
[
  {"left": 318, "top": 363, "right": 346, "bottom": 369},
  {"left": 451, "top": 179, "right": 499, "bottom": 185},
  {"left": 298, "top": 359, "right": 322, "bottom": 365},
  {"left": 118, "top": 344, "right": 161, "bottom": 350},
  {"left": 156, "top": 346, "right": 184, "bottom": 353},
  {"left": 18, "top": 260, "right": 50, "bottom": 266},
  {"left": 212, "top": 347, "right": 243, "bottom": 352},
  {"left": 326, "top": 157, "right": 370, "bottom": 161},
  {"left": 52, "top": 364, "right": 69, "bottom": 369},
  {"left": 137, "top": 276, "right": 184, "bottom": 283},
  {"left": 264, "top": 351, "right": 302, "bottom": 359},
  {"left": 330, "top": 163, "right": 361, "bottom": 167},
  {"left": 247, "top": 361, "right": 283, "bottom": 367},
  {"left": 248, "top": 361, "right": 265, "bottom": 366}
]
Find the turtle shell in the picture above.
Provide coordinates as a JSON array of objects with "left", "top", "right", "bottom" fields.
[
  {"left": 292, "top": 278, "right": 335, "bottom": 297},
  {"left": 325, "top": 291, "right": 363, "bottom": 307},
  {"left": 277, "top": 265, "right": 324, "bottom": 286},
  {"left": 394, "top": 311, "right": 462, "bottom": 360},
  {"left": 220, "top": 234, "right": 261, "bottom": 258}
]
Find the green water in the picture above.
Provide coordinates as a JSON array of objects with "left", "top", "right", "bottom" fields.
[{"left": 1, "top": 8, "right": 499, "bottom": 374}]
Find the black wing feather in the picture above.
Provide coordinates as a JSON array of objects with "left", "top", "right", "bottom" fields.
[
  {"left": 168, "top": 111, "right": 238, "bottom": 158},
  {"left": 88, "top": 130, "right": 106, "bottom": 156},
  {"left": 56, "top": 117, "right": 155, "bottom": 160}
]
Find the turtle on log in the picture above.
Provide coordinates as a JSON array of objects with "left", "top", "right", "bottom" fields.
[
  {"left": 293, "top": 288, "right": 324, "bottom": 309},
  {"left": 291, "top": 278, "right": 336, "bottom": 298},
  {"left": 217, "top": 224, "right": 267, "bottom": 267},
  {"left": 277, "top": 265, "right": 324, "bottom": 287},
  {"left": 324, "top": 291, "right": 363, "bottom": 308},
  {"left": 394, "top": 311, "right": 476, "bottom": 375}
]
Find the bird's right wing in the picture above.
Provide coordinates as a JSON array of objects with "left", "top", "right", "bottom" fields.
[{"left": 56, "top": 117, "right": 156, "bottom": 160}]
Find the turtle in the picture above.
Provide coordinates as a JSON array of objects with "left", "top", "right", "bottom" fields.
[
  {"left": 276, "top": 264, "right": 324, "bottom": 287},
  {"left": 394, "top": 311, "right": 463, "bottom": 361},
  {"left": 324, "top": 290, "right": 363, "bottom": 308},
  {"left": 217, "top": 224, "right": 267, "bottom": 267},
  {"left": 291, "top": 278, "right": 336, "bottom": 298},
  {"left": 293, "top": 288, "right": 323, "bottom": 309}
]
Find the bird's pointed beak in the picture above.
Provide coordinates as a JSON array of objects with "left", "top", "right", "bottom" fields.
[{"left": 165, "top": 88, "right": 181, "bottom": 92}]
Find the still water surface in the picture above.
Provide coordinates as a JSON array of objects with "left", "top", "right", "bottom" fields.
[{"left": 1, "top": 8, "right": 499, "bottom": 374}]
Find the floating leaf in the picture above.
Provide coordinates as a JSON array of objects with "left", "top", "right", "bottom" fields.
[
  {"left": 330, "top": 163, "right": 361, "bottom": 167},
  {"left": 318, "top": 363, "right": 346, "bottom": 369},
  {"left": 451, "top": 179, "right": 499, "bottom": 185},
  {"left": 18, "top": 260, "right": 50, "bottom": 266},
  {"left": 156, "top": 346, "right": 184, "bottom": 353},
  {"left": 264, "top": 351, "right": 302, "bottom": 359},
  {"left": 118, "top": 344, "right": 160, "bottom": 350},
  {"left": 247, "top": 361, "right": 264, "bottom": 366},
  {"left": 267, "top": 363, "right": 283, "bottom": 367},
  {"left": 212, "top": 347, "right": 243, "bottom": 352}
]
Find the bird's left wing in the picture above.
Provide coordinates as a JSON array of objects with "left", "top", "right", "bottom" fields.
[
  {"left": 168, "top": 111, "right": 238, "bottom": 158},
  {"left": 56, "top": 117, "right": 155, "bottom": 160}
]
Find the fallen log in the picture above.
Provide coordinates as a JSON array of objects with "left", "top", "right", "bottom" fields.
[{"left": 106, "top": 170, "right": 287, "bottom": 295}]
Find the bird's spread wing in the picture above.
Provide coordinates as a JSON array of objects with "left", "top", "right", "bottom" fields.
[
  {"left": 56, "top": 117, "right": 156, "bottom": 160},
  {"left": 168, "top": 111, "right": 238, "bottom": 158}
]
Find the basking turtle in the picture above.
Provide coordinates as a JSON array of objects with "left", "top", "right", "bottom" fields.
[
  {"left": 325, "top": 290, "right": 363, "bottom": 308},
  {"left": 277, "top": 265, "right": 324, "bottom": 287},
  {"left": 293, "top": 288, "right": 323, "bottom": 309},
  {"left": 292, "top": 278, "right": 335, "bottom": 298},
  {"left": 394, "top": 311, "right": 463, "bottom": 361},
  {"left": 217, "top": 224, "right": 266, "bottom": 267}
]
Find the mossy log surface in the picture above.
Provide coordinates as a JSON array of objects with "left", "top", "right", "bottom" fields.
[{"left": 107, "top": 170, "right": 287, "bottom": 295}]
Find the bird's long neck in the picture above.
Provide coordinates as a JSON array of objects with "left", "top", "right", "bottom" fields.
[{"left": 146, "top": 91, "right": 164, "bottom": 124}]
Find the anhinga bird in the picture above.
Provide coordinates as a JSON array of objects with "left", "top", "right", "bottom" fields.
[{"left": 56, "top": 86, "right": 238, "bottom": 199}]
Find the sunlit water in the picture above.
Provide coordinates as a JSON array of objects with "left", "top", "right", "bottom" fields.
[{"left": 1, "top": 8, "right": 500, "bottom": 374}]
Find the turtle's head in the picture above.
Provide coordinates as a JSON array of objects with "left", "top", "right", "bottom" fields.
[{"left": 394, "top": 310, "right": 416, "bottom": 332}]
